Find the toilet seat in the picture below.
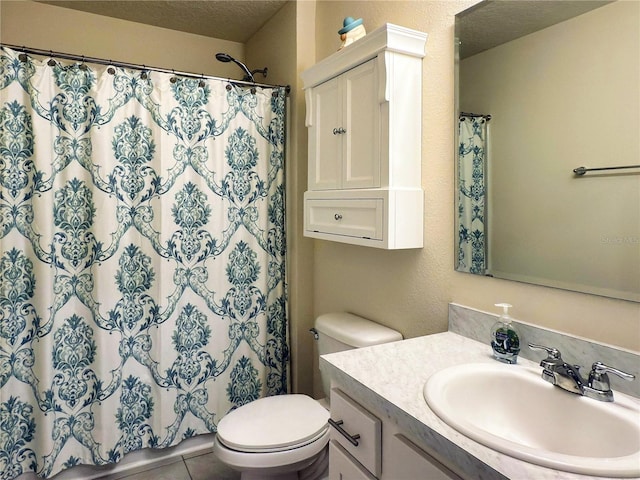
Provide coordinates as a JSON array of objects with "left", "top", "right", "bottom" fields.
[
  {"left": 213, "top": 427, "right": 330, "bottom": 472},
  {"left": 216, "top": 394, "right": 330, "bottom": 453}
]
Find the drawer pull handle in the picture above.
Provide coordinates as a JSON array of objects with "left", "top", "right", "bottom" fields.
[
  {"left": 334, "top": 213, "right": 343, "bottom": 221},
  {"left": 328, "top": 418, "right": 361, "bottom": 447}
]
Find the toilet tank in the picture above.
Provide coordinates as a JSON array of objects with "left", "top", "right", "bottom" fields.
[{"left": 314, "top": 312, "right": 403, "bottom": 398}]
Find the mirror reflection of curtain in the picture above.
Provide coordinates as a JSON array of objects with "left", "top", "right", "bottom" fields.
[{"left": 457, "top": 114, "right": 488, "bottom": 274}]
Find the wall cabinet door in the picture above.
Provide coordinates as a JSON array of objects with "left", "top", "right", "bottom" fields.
[
  {"left": 342, "top": 59, "right": 379, "bottom": 189},
  {"left": 308, "top": 60, "right": 379, "bottom": 191},
  {"left": 309, "top": 76, "right": 342, "bottom": 190}
]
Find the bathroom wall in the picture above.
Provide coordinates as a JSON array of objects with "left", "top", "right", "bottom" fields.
[
  {"left": 244, "top": 1, "right": 317, "bottom": 395},
  {"left": 310, "top": 0, "right": 639, "bottom": 393},
  {"left": 0, "top": 1, "right": 244, "bottom": 77}
]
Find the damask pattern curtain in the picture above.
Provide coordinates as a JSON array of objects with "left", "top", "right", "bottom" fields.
[
  {"left": 457, "top": 115, "right": 488, "bottom": 274},
  {"left": 0, "top": 46, "right": 288, "bottom": 479}
]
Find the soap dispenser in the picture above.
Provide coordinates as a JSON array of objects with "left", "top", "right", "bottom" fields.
[{"left": 490, "top": 303, "right": 520, "bottom": 364}]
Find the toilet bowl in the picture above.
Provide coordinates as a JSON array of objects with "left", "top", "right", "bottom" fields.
[
  {"left": 213, "top": 313, "right": 403, "bottom": 480},
  {"left": 213, "top": 394, "right": 330, "bottom": 480}
]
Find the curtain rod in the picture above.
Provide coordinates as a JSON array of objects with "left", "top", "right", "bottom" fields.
[
  {"left": 460, "top": 112, "right": 492, "bottom": 121},
  {"left": 1, "top": 43, "right": 291, "bottom": 94}
]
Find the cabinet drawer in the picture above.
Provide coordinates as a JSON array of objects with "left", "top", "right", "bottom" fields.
[
  {"left": 329, "top": 440, "right": 376, "bottom": 480},
  {"left": 305, "top": 198, "right": 383, "bottom": 240},
  {"left": 330, "top": 388, "right": 381, "bottom": 477}
]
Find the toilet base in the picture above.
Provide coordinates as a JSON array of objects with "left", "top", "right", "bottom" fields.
[
  {"left": 299, "top": 444, "right": 328, "bottom": 480},
  {"left": 234, "top": 445, "right": 328, "bottom": 480},
  {"left": 240, "top": 472, "right": 297, "bottom": 480}
]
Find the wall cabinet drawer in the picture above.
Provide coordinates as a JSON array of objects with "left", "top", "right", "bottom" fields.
[
  {"left": 305, "top": 198, "right": 383, "bottom": 240},
  {"left": 329, "top": 388, "right": 381, "bottom": 477},
  {"left": 303, "top": 188, "right": 423, "bottom": 249}
]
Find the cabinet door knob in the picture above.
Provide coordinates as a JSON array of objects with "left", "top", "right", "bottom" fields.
[
  {"left": 334, "top": 213, "right": 343, "bottom": 221},
  {"left": 332, "top": 127, "right": 346, "bottom": 135},
  {"left": 333, "top": 128, "right": 339, "bottom": 135}
]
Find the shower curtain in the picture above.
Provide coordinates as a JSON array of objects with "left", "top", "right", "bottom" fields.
[
  {"left": 457, "top": 114, "right": 488, "bottom": 274},
  {"left": 0, "top": 46, "right": 288, "bottom": 479}
]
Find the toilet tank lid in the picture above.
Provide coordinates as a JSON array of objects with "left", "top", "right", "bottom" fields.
[{"left": 315, "top": 312, "right": 403, "bottom": 348}]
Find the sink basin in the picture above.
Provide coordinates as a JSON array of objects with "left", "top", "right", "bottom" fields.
[{"left": 424, "top": 362, "right": 640, "bottom": 477}]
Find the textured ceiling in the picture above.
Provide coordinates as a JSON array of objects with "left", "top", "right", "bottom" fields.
[
  {"left": 36, "top": 0, "right": 289, "bottom": 43},
  {"left": 457, "top": 0, "right": 612, "bottom": 59},
  {"left": 36, "top": 1, "right": 613, "bottom": 55}
]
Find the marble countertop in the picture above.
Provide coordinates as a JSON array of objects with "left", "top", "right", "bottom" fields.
[{"left": 320, "top": 332, "right": 640, "bottom": 480}]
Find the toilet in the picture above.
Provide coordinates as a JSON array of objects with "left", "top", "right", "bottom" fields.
[{"left": 213, "top": 312, "right": 403, "bottom": 480}]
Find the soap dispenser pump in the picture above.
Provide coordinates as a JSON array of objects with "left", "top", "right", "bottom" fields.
[{"left": 490, "top": 303, "right": 520, "bottom": 364}]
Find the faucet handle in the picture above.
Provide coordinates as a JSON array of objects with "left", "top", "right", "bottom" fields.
[
  {"left": 528, "top": 343, "right": 564, "bottom": 369},
  {"left": 589, "top": 361, "right": 635, "bottom": 391},
  {"left": 528, "top": 343, "right": 561, "bottom": 358}
]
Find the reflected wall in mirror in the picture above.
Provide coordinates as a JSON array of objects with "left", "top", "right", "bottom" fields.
[{"left": 455, "top": 1, "right": 640, "bottom": 302}]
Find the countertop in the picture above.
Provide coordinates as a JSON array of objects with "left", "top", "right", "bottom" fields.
[{"left": 319, "top": 332, "right": 640, "bottom": 480}]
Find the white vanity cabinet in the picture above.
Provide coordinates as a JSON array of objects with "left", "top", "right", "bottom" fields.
[
  {"left": 328, "top": 388, "right": 464, "bottom": 480},
  {"left": 302, "top": 24, "right": 427, "bottom": 249}
]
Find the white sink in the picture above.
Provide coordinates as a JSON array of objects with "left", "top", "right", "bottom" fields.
[{"left": 424, "top": 362, "right": 640, "bottom": 477}]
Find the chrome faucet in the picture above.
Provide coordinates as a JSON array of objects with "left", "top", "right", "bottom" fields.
[{"left": 528, "top": 343, "right": 635, "bottom": 402}]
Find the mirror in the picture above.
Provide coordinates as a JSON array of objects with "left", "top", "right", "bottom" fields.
[{"left": 455, "top": 1, "right": 639, "bottom": 302}]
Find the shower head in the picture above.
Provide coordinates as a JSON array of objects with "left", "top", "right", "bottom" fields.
[
  {"left": 215, "top": 52, "right": 256, "bottom": 83},
  {"left": 215, "top": 53, "right": 233, "bottom": 63}
]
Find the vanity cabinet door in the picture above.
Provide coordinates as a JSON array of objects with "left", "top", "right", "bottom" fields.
[
  {"left": 329, "top": 441, "right": 377, "bottom": 480},
  {"left": 383, "top": 434, "right": 463, "bottom": 480}
]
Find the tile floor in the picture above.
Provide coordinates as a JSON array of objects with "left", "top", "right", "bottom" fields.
[{"left": 98, "top": 450, "right": 240, "bottom": 480}]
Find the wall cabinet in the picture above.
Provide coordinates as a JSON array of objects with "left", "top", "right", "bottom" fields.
[
  {"left": 308, "top": 59, "right": 380, "bottom": 190},
  {"left": 328, "top": 388, "right": 464, "bottom": 480},
  {"left": 301, "top": 24, "right": 428, "bottom": 249}
]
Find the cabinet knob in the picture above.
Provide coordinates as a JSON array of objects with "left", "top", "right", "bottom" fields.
[
  {"left": 334, "top": 213, "right": 343, "bottom": 221},
  {"left": 332, "top": 127, "right": 346, "bottom": 135}
]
